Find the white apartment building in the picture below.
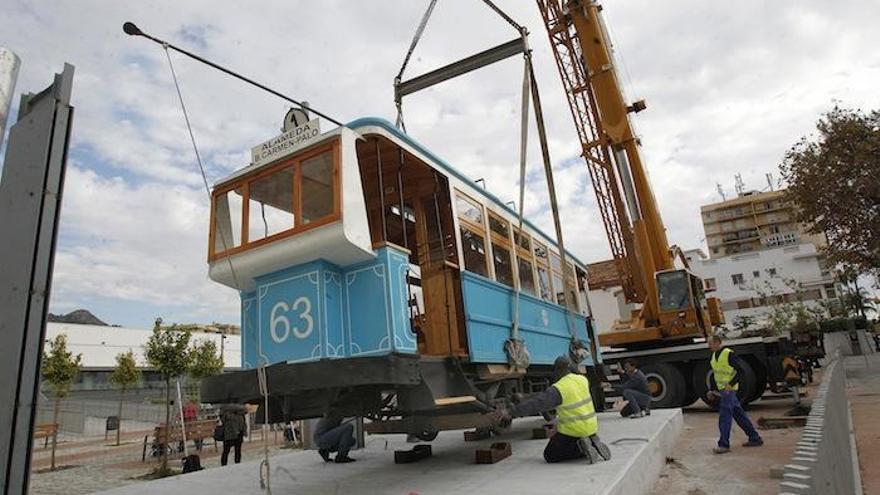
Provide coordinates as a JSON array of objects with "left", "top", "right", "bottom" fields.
[
  {"left": 684, "top": 243, "right": 838, "bottom": 328},
  {"left": 585, "top": 243, "right": 838, "bottom": 335}
]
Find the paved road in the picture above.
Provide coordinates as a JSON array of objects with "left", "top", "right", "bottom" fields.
[{"left": 846, "top": 353, "right": 880, "bottom": 494}]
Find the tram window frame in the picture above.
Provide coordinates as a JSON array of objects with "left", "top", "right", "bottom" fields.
[
  {"left": 209, "top": 140, "right": 341, "bottom": 261},
  {"left": 455, "top": 190, "right": 490, "bottom": 278},
  {"left": 513, "top": 228, "right": 536, "bottom": 296},
  {"left": 533, "top": 240, "right": 553, "bottom": 302},
  {"left": 487, "top": 211, "right": 514, "bottom": 287},
  {"left": 549, "top": 249, "right": 566, "bottom": 306}
]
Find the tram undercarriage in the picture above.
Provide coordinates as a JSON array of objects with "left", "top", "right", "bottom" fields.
[{"left": 201, "top": 353, "right": 605, "bottom": 436}]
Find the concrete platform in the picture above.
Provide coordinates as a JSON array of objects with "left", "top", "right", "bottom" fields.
[{"left": 97, "top": 410, "right": 682, "bottom": 495}]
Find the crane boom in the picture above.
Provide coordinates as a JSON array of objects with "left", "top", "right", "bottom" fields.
[{"left": 537, "top": 0, "right": 718, "bottom": 345}]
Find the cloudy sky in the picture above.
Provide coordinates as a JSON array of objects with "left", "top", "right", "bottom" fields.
[{"left": 3, "top": 1, "right": 878, "bottom": 328}]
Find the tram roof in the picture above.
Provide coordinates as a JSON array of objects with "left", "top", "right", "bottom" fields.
[{"left": 347, "top": 117, "right": 588, "bottom": 269}]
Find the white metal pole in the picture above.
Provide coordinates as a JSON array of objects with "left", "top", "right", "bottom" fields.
[
  {"left": 0, "top": 47, "right": 21, "bottom": 151},
  {"left": 176, "top": 379, "right": 189, "bottom": 458}
]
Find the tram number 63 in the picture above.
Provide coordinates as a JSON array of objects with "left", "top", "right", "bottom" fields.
[{"left": 270, "top": 297, "right": 314, "bottom": 343}]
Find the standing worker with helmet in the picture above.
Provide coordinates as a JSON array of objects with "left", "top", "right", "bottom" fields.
[
  {"left": 708, "top": 335, "right": 764, "bottom": 454},
  {"left": 493, "top": 356, "right": 611, "bottom": 464}
]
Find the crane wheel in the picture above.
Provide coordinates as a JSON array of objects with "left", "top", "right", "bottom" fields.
[
  {"left": 692, "top": 359, "right": 757, "bottom": 410},
  {"left": 640, "top": 363, "right": 686, "bottom": 408}
]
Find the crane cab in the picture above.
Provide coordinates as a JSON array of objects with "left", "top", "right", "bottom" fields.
[{"left": 655, "top": 269, "right": 713, "bottom": 338}]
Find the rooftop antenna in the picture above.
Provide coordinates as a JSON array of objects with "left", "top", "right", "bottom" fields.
[
  {"left": 715, "top": 182, "right": 726, "bottom": 201},
  {"left": 765, "top": 173, "right": 773, "bottom": 191},
  {"left": 734, "top": 173, "right": 745, "bottom": 196}
]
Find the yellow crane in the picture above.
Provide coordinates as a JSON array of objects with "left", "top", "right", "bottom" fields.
[{"left": 536, "top": 0, "right": 723, "bottom": 347}]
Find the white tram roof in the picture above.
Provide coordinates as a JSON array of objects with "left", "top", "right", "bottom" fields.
[{"left": 215, "top": 117, "right": 589, "bottom": 269}]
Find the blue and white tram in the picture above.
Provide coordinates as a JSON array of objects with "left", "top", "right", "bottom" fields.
[{"left": 202, "top": 117, "right": 602, "bottom": 433}]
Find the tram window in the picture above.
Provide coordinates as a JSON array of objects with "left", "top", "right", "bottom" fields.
[
  {"left": 492, "top": 243, "right": 514, "bottom": 286},
  {"left": 248, "top": 166, "right": 295, "bottom": 241},
  {"left": 456, "top": 193, "right": 483, "bottom": 225},
  {"left": 518, "top": 257, "right": 536, "bottom": 295},
  {"left": 537, "top": 266, "right": 552, "bottom": 301},
  {"left": 301, "top": 150, "right": 334, "bottom": 224},
  {"left": 213, "top": 188, "right": 243, "bottom": 253},
  {"left": 488, "top": 214, "right": 509, "bottom": 239},
  {"left": 460, "top": 227, "right": 489, "bottom": 277},
  {"left": 550, "top": 252, "right": 562, "bottom": 272},
  {"left": 534, "top": 242, "right": 548, "bottom": 263},
  {"left": 553, "top": 273, "right": 565, "bottom": 305},
  {"left": 514, "top": 230, "right": 531, "bottom": 251}
]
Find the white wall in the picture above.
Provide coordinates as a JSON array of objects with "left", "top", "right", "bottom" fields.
[{"left": 45, "top": 322, "right": 242, "bottom": 370}]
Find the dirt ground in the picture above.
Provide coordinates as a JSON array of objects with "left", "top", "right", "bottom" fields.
[{"left": 649, "top": 375, "right": 819, "bottom": 495}]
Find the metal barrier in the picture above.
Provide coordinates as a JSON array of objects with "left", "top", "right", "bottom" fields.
[{"left": 779, "top": 354, "right": 862, "bottom": 494}]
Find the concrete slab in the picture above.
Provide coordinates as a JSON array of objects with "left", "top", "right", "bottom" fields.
[{"left": 95, "top": 410, "right": 682, "bottom": 495}]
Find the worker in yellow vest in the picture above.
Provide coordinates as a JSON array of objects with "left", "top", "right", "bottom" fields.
[
  {"left": 494, "top": 356, "right": 611, "bottom": 464},
  {"left": 708, "top": 335, "right": 763, "bottom": 454}
]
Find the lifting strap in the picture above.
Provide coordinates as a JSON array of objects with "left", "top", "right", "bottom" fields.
[
  {"left": 395, "top": 0, "right": 439, "bottom": 131},
  {"left": 505, "top": 30, "right": 532, "bottom": 370},
  {"left": 527, "top": 55, "right": 581, "bottom": 351}
]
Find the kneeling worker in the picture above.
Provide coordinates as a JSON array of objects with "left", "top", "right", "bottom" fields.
[
  {"left": 495, "top": 355, "right": 611, "bottom": 464},
  {"left": 313, "top": 409, "right": 357, "bottom": 463},
  {"left": 617, "top": 359, "right": 652, "bottom": 418}
]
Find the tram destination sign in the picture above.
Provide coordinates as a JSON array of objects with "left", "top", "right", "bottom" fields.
[{"left": 250, "top": 118, "right": 321, "bottom": 167}]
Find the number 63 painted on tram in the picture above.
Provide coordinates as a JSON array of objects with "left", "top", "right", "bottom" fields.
[{"left": 270, "top": 296, "right": 314, "bottom": 343}]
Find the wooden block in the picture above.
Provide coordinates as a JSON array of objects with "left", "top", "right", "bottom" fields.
[
  {"left": 464, "top": 429, "right": 492, "bottom": 442},
  {"left": 475, "top": 442, "right": 512, "bottom": 464},
  {"left": 434, "top": 395, "right": 477, "bottom": 406},
  {"left": 394, "top": 444, "right": 432, "bottom": 464}
]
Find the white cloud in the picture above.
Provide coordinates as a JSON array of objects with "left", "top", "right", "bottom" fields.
[{"left": 3, "top": 0, "right": 879, "bottom": 326}]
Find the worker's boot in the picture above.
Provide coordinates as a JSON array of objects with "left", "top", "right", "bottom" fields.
[
  {"left": 318, "top": 449, "right": 332, "bottom": 462},
  {"left": 589, "top": 434, "right": 612, "bottom": 461},
  {"left": 576, "top": 437, "right": 600, "bottom": 464}
]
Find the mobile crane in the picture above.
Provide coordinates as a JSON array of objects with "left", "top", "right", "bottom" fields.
[
  {"left": 536, "top": 0, "right": 802, "bottom": 408},
  {"left": 536, "top": 0, "right": 721, "bottom": 347}
]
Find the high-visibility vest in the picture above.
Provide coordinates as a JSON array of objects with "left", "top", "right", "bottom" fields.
[
  {"left": 552, "top": 373, "right": 598, "bottom": 437},
  {"left": 710, "top": 348, "right": 739, "bottom": 391}
]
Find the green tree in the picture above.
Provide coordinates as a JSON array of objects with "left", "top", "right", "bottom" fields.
[
  {"left": 780, "top": 106, "right": 880, "bottom": 279},
  {"left": 41, "top": 334, "right": 82, "bottom": 470},
  {"left": 731, "top": 315, "right": 757, "bottom": 335},
  {"left": 189, "top": 339, "right": 224, "bottom": 380},
  {"left": 144, "top": 318, "right": 192, "bottom": 473},
  {"left": 109, "top": 350, "right": 141, "bottom": 446}
]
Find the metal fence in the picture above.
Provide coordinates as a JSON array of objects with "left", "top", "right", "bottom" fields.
[{"left": 35, "top": 398, "right": 167, "bottom": 435}]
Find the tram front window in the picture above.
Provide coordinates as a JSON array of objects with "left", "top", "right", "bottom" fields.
[
  {"left": 248, "top": 166, "right": 295, "bottom": 241},
  {"left": 214, "top": 187, "right": 243, "bottom": 252},
  {"left": 210, "top": 142, "right": 339, "bottom": 259},
  {"left": 657, "top": 270, "right": 692, "bottom": 312},
  {"left": 301, "top": 151, "right": 334, "bottom": 224}
]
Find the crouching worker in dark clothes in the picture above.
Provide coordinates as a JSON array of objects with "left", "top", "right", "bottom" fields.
[
  {"left": 617, "top": 359, "right": 653, "bottom": 418},
  {"left": 314, "top": 409, "right": 356, "bottom": 463},
  {"left": 493, "top": 356, "right": 611, "bottom": 464}
]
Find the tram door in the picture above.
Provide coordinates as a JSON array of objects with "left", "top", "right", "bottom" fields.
[{"left": 414, "top": 185, "right": 468, "bottom": 357}]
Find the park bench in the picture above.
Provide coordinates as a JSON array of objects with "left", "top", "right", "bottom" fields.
[
  {"left": 142, "top": 419, "right": 219, "bottom": 462},
  {"left": 33, "top": 423, "right": 58, "bottom": 448}
]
